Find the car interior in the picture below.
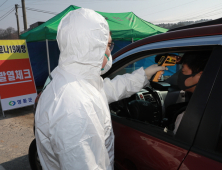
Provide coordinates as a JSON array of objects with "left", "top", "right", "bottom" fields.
[{"left": 108, "top": 50, "right": 211, "bottom": 134}]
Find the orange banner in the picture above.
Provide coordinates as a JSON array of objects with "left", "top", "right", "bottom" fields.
[{"left": 0, "top": 40, "right": 37, "bottom": 111}]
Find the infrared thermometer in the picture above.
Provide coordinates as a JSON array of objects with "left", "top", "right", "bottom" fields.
[{"left": 152, "top": 56, "right": 176, "bottom": 82}]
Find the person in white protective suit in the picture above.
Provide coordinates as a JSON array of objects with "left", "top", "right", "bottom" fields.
[{"left": 35, "top": 8, "right": 167, "bottom": 170}]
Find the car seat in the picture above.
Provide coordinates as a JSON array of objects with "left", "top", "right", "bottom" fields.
[{"left": 165, "top": 102, "right": 188, "bottom": 131}]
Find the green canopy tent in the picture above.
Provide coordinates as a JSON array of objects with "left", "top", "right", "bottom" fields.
[
  {"left": 20, "top": 5, "right": 167, "bottom": 42},
  {"left": 20, "top": 5, "right": 168, "bottom": 86}
]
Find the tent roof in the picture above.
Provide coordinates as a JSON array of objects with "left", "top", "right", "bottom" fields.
[{"left": 20, "top": 5, "right": 168, "bottom": 42}]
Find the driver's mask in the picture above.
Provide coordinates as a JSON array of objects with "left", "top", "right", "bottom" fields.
[
  {"left": 177, "top": 70, "right": 198, "bottom": 90},
  {"left": 101, "top": 54, "right": 112, "bottom": 75}
]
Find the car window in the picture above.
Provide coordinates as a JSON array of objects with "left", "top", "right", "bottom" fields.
[
  {"left": 109, "top": 50, "right": 213, "bottom": 138},
  {"left": 109, "top": 53, "right": 184, "bottom": 135},
  {"left": 110, "top": 55, "right": 178, "bottom": 80}
]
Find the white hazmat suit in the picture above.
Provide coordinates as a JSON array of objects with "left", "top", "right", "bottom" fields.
[{"left": 35, "top": 8, "right": 165, "bottom": 170}]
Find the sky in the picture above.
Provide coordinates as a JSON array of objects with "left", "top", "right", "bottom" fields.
[{"left": 0, "top": 0, "right": 222, "bottom": 31}]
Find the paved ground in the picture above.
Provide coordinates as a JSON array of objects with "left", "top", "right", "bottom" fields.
[
  {"left": 0, "top": 105, "right": 119, "bottom": 170},
  {"left": 0, "top": 106, "right": 35, "bottom": 170}
]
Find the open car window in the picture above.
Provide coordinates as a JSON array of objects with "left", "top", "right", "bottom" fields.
[
  {"left": 109, "top": 50, "right": 211, "bottom": 136},
  {"left": 109, "top": 53, "right": 183, "bottom": 134},
  {"left": 109, "top": 54, "right": 180, "bottom": 80}
]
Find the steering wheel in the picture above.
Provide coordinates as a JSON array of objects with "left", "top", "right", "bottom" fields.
[
  {"left": 144, "top": 86, "right": 162, "bottom": 117},
  {"left": 122, "top": 85, "right": 163, "bottom": 125}
]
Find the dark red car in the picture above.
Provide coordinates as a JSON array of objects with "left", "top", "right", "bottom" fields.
[{"left": 29, "top": 24, "right": 222, "bottom": 170}]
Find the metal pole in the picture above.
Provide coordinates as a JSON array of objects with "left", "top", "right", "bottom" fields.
[
  {"left": 15, "top": 4, "right": 20, "bottom": 37},
  {"left": 132, "top": 38, "right": 134, "bottom": 43},
  {"left": 21, "top": 0, "right": 28, "bottom": 30},
  {"left": 0, "top": 95, "right": 5, "bottom": 117},
  {"left": 46, "top": 39, "right": 51, "bottom": 75},
  {"left": 2, "top": 110, "right": 5, "bottom": 117}
]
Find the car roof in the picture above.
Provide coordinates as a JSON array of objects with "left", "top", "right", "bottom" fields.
[{"left": 113, "top": 24, "right": 222, "bottom": 60}]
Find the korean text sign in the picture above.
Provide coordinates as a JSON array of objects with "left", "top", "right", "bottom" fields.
[{"left": 0, "top": 40, "right": 37, "bottom": 111}]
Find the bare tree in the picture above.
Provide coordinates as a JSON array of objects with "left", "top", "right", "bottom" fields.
[
  {"left": 0, "top": 27, "right": 18, "bottom": 39},
  {"left": 0, "top": 28, "right": 6, "bottom": 38},
  {"left": 156, "top": 19, "right": 212, "bottom": 30},
  {"left": 5, "top": 27, "right": 16, "bottom": 35}
]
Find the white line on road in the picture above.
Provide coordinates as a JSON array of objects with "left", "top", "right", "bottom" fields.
[{"left": 0, "top": 165, "right": 5, "bottom": 170}]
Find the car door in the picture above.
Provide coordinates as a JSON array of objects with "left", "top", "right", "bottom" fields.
[
  {"left": 179, "top": 46, "right": 222, "bottom": 170},
  {"left": 104, "top": 44, "right": 222, "bottom": 170}
]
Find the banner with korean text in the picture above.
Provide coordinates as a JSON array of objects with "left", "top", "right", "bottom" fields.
[{"left": 0, "top": 40, "right": 37, "bottom": 111}]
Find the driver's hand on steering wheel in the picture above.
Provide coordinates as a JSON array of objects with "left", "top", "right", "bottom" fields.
[{"left": 145, "top": 64, "right": 168, "bottom": 80}]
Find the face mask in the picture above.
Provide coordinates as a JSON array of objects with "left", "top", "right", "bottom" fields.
[
  {"left": 177, "top": 70, "right": 198, "bottom": 90},
  {"left": 101, "top": 54, "right": 112, "bottom": 75}
]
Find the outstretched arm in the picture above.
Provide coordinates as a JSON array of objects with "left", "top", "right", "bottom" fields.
[{"left": 103, "top": 65, "right": 166, "bottom": 104}]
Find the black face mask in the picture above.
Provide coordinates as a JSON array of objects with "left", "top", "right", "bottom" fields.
[{"left": 177, "top": 70, "right": 198, "bottom": 90}]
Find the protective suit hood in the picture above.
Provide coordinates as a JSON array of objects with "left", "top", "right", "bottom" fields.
[{"left": 57, "top": 8, "right": 109, "bottom": 78}]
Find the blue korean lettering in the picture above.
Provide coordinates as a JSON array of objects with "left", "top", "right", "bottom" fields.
[
  {"left": 23, "top": 99, "right": 27, "bottom": 103},
  {"left": 17, "top": 100, "right": 22, "bottom": 104}
]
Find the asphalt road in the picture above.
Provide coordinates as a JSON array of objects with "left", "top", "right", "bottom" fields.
[{"left": 0, "top": 106, "right": 35, "bottom": 170}]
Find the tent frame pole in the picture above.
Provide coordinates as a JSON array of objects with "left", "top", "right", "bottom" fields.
[
  {"left": 0, "top": 95, "right": 5, "bottom": 117},
  {"left": 46, "top": 39, "right": 51, "bottom": 75}
]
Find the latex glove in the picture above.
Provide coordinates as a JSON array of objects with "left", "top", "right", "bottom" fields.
[{"left": 145, "top": 64, "right": 168, "bottom": 80}]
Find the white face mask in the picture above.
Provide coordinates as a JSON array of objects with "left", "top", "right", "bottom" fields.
[{"left": 101, "top": 54, "right": 112, "bottom": 75}]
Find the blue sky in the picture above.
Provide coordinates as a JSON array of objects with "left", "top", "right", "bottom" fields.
[{"left": 1, "top": 0, "right": 222, "bottom": 31}]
